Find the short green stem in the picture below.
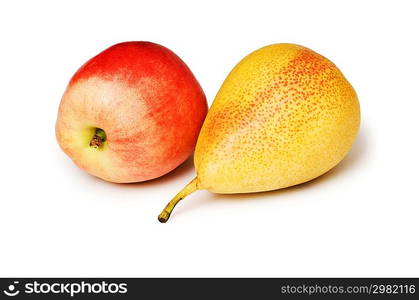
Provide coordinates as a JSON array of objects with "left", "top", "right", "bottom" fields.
[
  {"left": 89, "top": 128, "right": 106, "bottom": 148},
  {"left": 158, "top": 177, "right": 198, "bottom": 223}
]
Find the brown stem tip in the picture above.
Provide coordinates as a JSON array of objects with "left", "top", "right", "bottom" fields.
[{"left": 158, "top": 211, "right": 170, "bottom": 223}]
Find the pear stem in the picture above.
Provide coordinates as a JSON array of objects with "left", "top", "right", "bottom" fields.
[{"left": 158, "top": 177, "right": 198, "bottom": 223}]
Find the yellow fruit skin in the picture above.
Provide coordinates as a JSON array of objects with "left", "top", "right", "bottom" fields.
[{"left": 194, "top": 44, "right": 360, "bottom": 193}]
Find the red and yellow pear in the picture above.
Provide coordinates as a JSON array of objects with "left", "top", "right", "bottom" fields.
[{"left": 158, "top": 43, "right": 360, "bottom": 222}]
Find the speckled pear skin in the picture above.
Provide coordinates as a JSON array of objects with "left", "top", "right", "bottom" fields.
[{"left": 194, "top": 44, "right": 360, "bottom": 193}]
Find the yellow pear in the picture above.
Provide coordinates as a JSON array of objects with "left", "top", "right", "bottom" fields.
[{"left": 158, "top": 43, "right": 360, "bottom": 223}]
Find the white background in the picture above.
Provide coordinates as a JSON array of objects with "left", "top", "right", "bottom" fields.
[{"left": 0, "top": 0, "right": 418, "bottom": 277}]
